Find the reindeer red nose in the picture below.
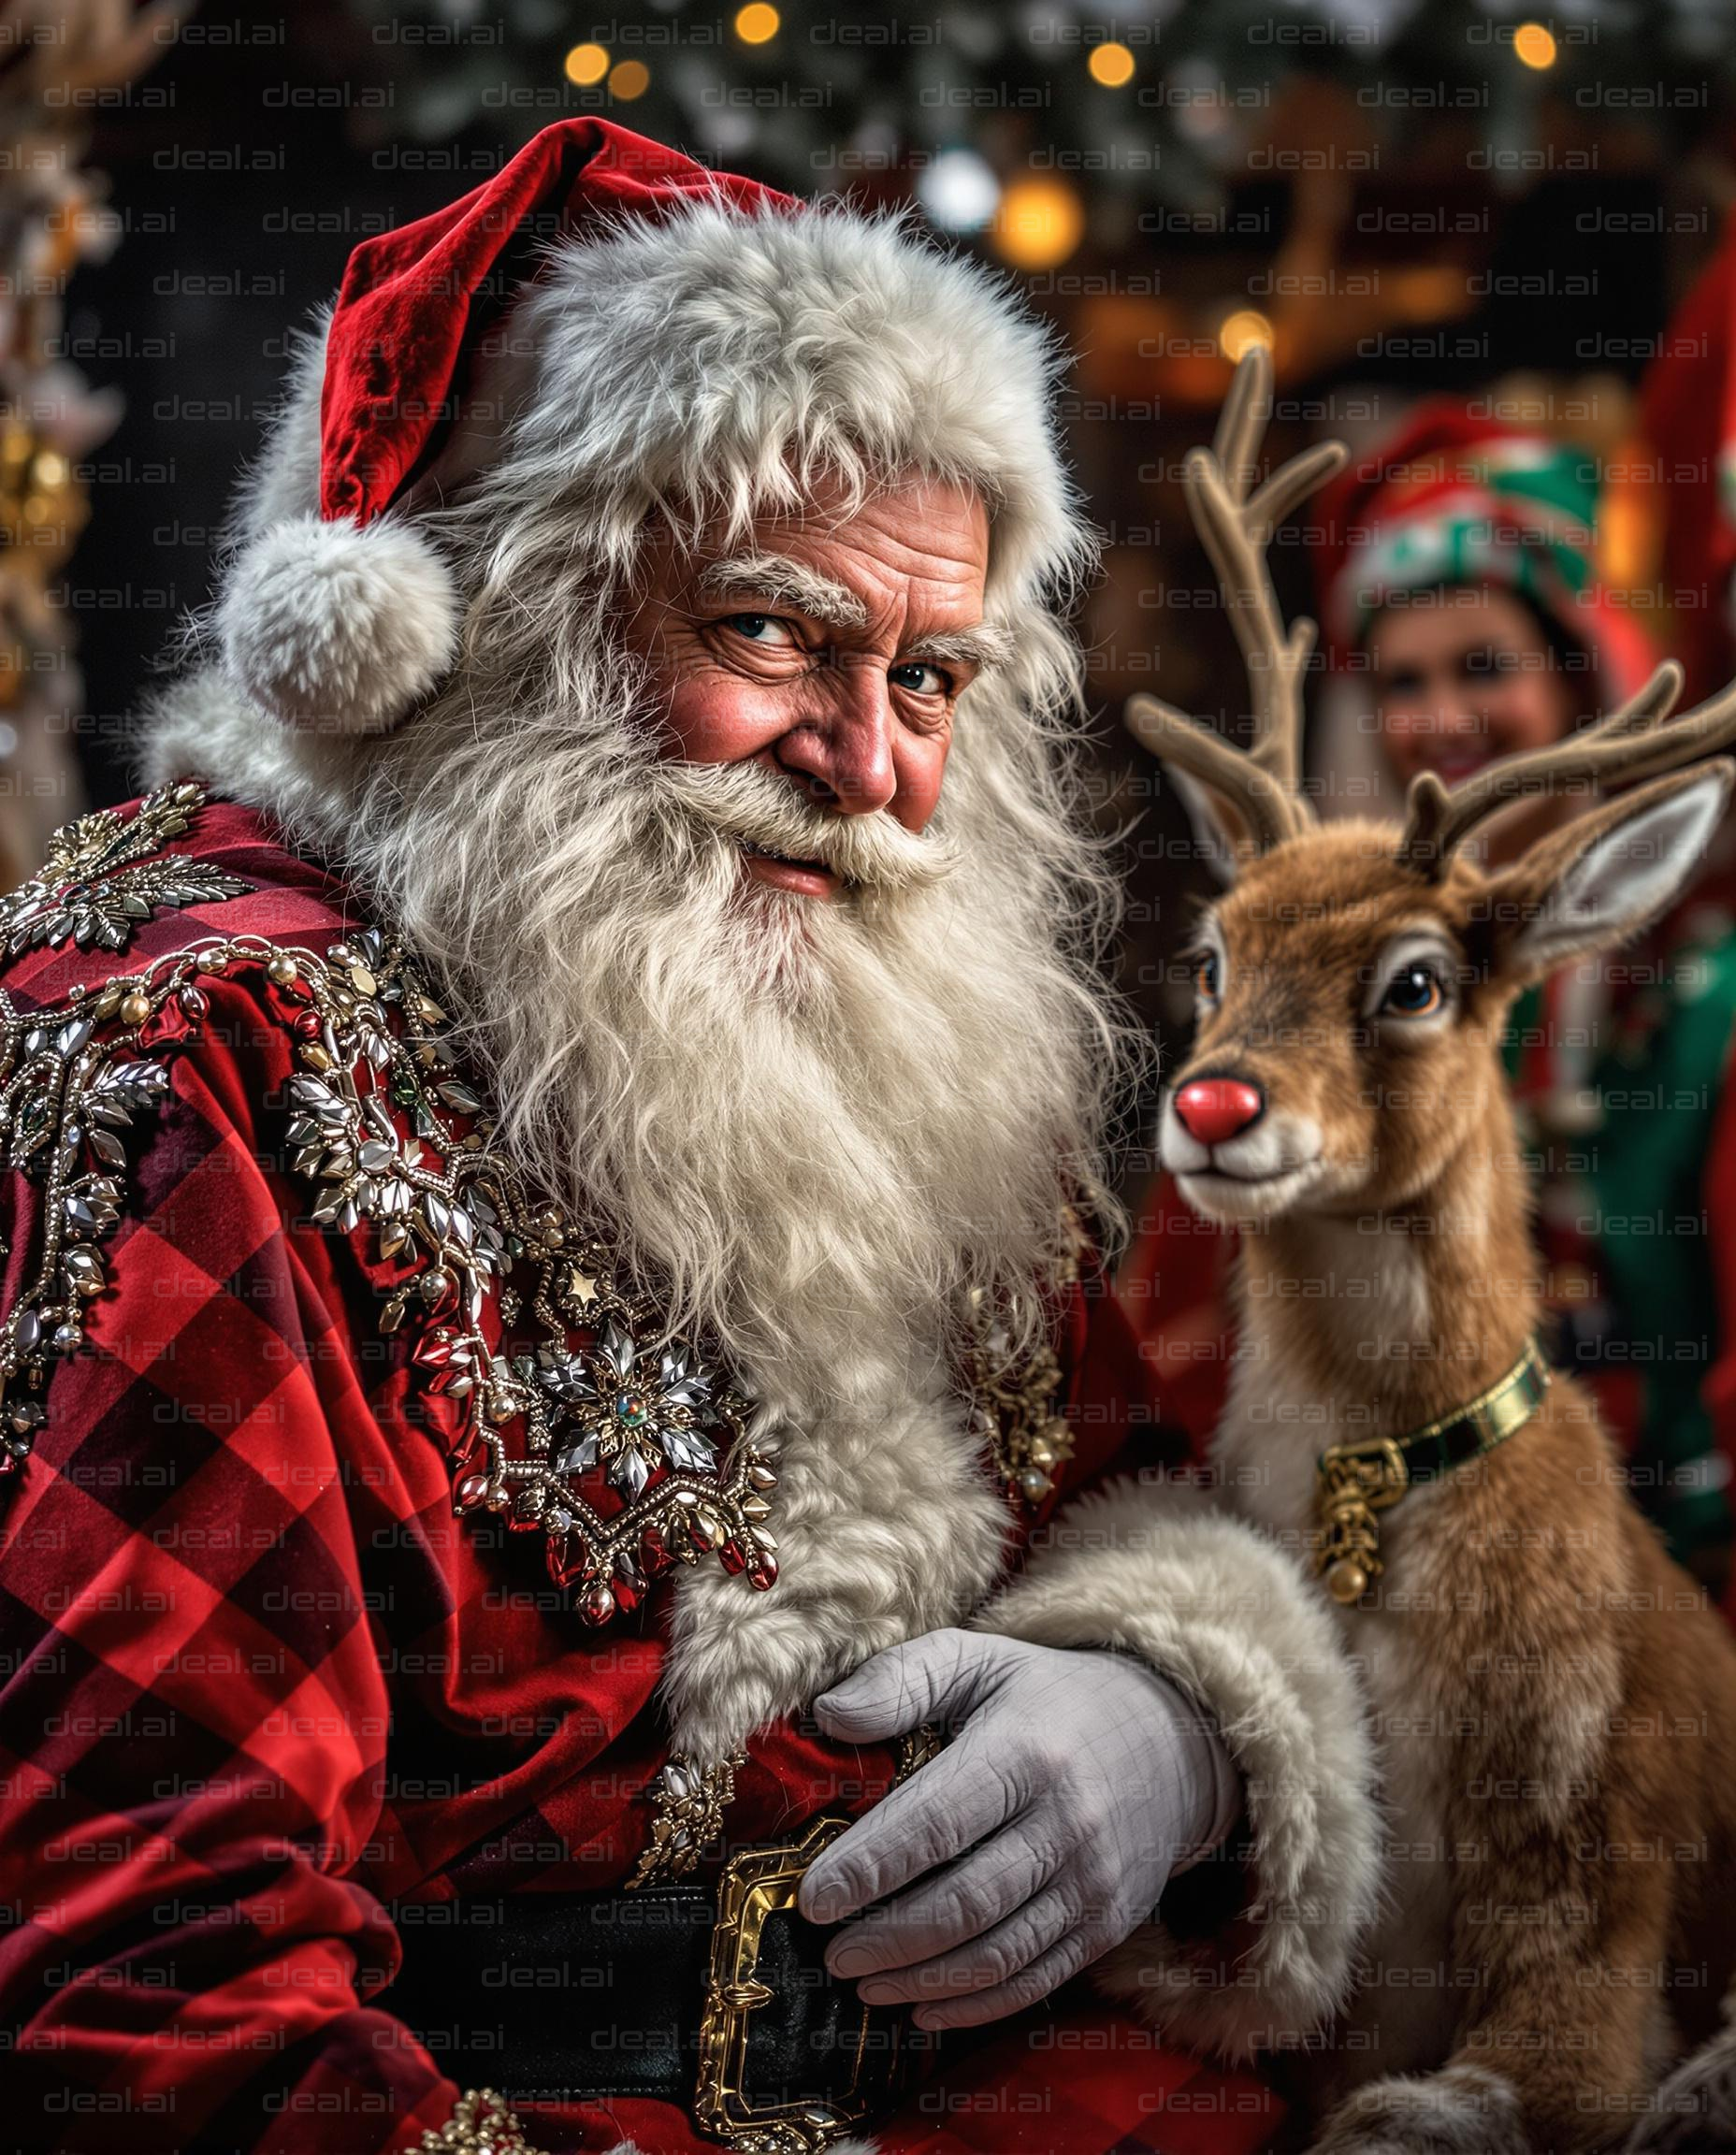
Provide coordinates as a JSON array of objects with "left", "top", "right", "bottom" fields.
[{"left": 1174, "top": 1078, "right": 1265, "bottom": 1145}]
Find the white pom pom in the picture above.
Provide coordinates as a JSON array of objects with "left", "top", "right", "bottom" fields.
[{"left": 216, "top": 513, "right": 459, "bottom": 735}]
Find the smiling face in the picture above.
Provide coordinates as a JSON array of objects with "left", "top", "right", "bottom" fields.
[
  {"left": 620, "top": 470, "right": 1001, "bottom": 901},
  {"left": 1159, "top": 752, "right": 1736, "bottom": 1228},
  {"left": 1367, "top": 586, "right": 1582, "bottom": 861},
  {"left": 1160, "top": 825, "right": 1508, "bottom": 1225}
]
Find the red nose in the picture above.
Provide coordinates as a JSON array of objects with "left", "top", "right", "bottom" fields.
[{"left": 1174, "top": 1078, "right": 1265, "bottom": 1146}]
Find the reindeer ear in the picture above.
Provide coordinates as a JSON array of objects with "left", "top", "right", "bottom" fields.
[
  {"left": 1165, "top": 766, "right": 1251, "bottom": 887},
  {"left": 1489, "top": 763, "right": 1732, "bottom": 980}
]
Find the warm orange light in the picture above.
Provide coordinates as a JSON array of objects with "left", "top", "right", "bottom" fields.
[
  {"left": 992, "top": 176, "right": 1085, "bottom": 271},
  {"left": 1088, "top": 42, "right": 1135, "bottom": 88},
  {"left": 609, "top": 59, "right": 650, "bottom": 99},
  {"left": 563, "top": 42, "right": 609, "bottom": 87},
  {"left": 1219, "top": 310, "right": 1274, "bottom": 362},
  {"left": 734, "top": 3, "right": 780, "bottom": 43},
  {"left": 1514, "top": 22, "right": 1557, "bottom": 68}
]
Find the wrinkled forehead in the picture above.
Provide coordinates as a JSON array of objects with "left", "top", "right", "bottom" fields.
[{"left": 651, "top": 466, "right": 991, "bottom": 575}]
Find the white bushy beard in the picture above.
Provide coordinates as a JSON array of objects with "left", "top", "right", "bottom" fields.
[{"left": 279, "top": 609, "right": 1134, "bottom": 1413}]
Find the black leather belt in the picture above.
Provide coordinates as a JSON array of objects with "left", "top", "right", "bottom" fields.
[{"left": 383, "top": 1818, "right": 914, "bottom": 2151}]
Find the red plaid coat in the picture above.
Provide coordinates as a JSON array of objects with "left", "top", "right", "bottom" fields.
[{"left": 0, "top": 786, "right": 1281, "bottom": 2155}]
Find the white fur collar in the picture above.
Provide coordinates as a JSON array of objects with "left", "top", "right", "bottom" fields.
[{"left": 661, "top": 1377, "right": 1011, "bottom": 1766}]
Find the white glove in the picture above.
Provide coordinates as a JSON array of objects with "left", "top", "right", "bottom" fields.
[{"left": 795, "top": 1627, "right": 1241, "bottom": 2031}]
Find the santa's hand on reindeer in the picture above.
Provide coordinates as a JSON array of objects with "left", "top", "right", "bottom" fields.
[{"left": 796, "top": 1627, "right": 1241, "bottom": 2029}]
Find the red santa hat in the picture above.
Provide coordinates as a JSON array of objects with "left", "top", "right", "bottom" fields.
[{"left": 215, "top": 118, "right": 1089, "bottom": 735}]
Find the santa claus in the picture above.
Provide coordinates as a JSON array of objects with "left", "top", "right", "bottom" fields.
[{"left": 0, "top": 123, "right": 1378, "bottom": 2155}]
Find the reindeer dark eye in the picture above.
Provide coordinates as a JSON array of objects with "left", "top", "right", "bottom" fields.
[
  {"left": 1189, "top": 948, "right": 1222, "bottom": 1003},
  {"left": 1381, "top": 962, "right": 1445, "bottom": 1018}
]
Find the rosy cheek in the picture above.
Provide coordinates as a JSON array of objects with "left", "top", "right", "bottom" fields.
[
  {"left": 1377, "top": 713, "right": 1423, "bottom": 767},
  {"left": 1487, "top": 687, "right": 1561, "bottom": 755},
  {"left": 659, "top": 673, "right": 788, "bottom": 766}
]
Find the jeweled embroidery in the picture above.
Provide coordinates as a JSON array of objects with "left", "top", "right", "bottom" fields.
[
  {"left": 0, "top": 778, "right": 252, "bottom": 954},
  {"left": 965, "top": 1321, "right": 1073, "bottom": 1507},
  {"left": 629, "top": 1751, "right": 746, "bottom": 1888},
  {"left": 251, "top": 920, "right": 786, "bottom": 1621},
  {"left": 0, "top": 786, "right": 1077, "bottom": 1629},
  {"left": 0, "top": 789, "right": 783, "bottom": 1616},
  {"left": 0, "top": 995, "right": 171, "bottom": 1470},
  {"left": 0, "top": 915, "right": 784, "bottom": 1619}
]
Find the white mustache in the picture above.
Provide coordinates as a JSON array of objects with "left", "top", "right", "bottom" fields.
[{"left": 654, "top": 755, "right": 962, "bottom": 895}]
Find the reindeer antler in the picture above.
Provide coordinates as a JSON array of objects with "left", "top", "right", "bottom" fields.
[
  {"left": 1396, "top": 659, "right": 1736, "bottom": 877},
  {"left": 1124, "top": 343, "right": 1348, "bottom": 853}
]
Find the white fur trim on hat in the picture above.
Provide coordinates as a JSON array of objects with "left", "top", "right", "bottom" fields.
[
  {"left": 207, "top": 195, "right": 1092, "bottom": 742},
  {"left": 475, "top": 195, "right": 1092, "bottom": 609},
  {"left": 215, "top": 511, "right": 459, "bottom": 736}
]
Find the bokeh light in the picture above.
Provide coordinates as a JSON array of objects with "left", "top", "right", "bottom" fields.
[
  {"left": 562, "top": 43, "right": 609, "bottom": 87},
  {"left": 1219, "top": 310, "right": 1275, "bottom": 361},
  {"left": 992, "top": 176, "right": 1085, "bottom": 270},
  {"left": 734, "top": 4, "right": 780, "bottom": 44},
  {"left": 1088, "top": 43, "right": 1136, "bottom": 88},
  {"left": 918, "top": 148, "right": 1002, "bottom": 233}
]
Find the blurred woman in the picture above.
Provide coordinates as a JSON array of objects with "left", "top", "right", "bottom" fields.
[{"left": 1121, "top": 403, "right": 1736, "bottom": 1586}]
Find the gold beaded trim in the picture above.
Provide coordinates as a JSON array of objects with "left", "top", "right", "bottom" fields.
[
  {"left": 629, "top": 1749, "right": 746, "bottom": 1888},
  {"left": 963, "top": 1301, "right": 1074, "bottom": 1506},
  {"left": 629, "top": 1719, "right": 948, "bottom": 1891},
  {"left": 0, "top": 915, "right": 784, "bottom": 1618},
  {"left": 0, "top": 783, "right": 1080, "bottom": 1615},
  {"left": 0, "top": 777, "right": 252, "bottom": 957},
  {"left": 413, "top": 2088, "right": 535, "bottom": 2153}
]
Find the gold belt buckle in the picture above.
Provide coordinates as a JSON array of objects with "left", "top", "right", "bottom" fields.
[{"left": 694, "top": 1814, "right": 895, "bottom": 2153}]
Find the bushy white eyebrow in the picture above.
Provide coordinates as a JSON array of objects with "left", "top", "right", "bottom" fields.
[
  {"left": 910, "top": 622, "right": 1016, "bottom": 673},
  {"left": 698, "top": 554, "right": 1012, "bottom": 674},
  {"left": 699, "top": 553, "right": 869, "bottom": 630}
]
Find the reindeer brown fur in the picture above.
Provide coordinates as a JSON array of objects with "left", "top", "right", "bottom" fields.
[{"left": 1130, "top": 350, "right": 1736, "bottom": 2155}]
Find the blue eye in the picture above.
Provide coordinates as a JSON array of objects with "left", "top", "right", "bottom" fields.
[
  {"left": 890, "top": 660, "right": 952, "bottom": 697},
  {"left": 722, "top": 614, "right": 797, "bottom": 646},
  {"left": 1381, "top": 963, "right": 1445, "bottom": 1017}
]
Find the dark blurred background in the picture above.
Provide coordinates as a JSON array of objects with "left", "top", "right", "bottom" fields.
[{"left": 8, "top": 0, "right": 1736, "bottom": 1041}]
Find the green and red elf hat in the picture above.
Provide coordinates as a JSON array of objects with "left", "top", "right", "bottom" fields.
[{"left": 1313, "top": 400, "right": 1658, "bottom": 707}]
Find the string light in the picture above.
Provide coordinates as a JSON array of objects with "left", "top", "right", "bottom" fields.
[
  {"left": 734, "top": 4, "right": 780, "bottom": 43},
  {"left": 1219, "top": 310, "right": 1274, "bottom": 362},
  {"left": 609, "top": 59, "right": 650, "bottom": 99},
  {"left": 1088, "top": 42, "right": 1135, "bottom": 88},
  {"left": 562, "top": 42, "right": 609, "bottom": 87},
  {"left": 918, "top": 149, "right": 1001, "bottom": 233},
  {"left": 1513, "top": 22, "right": 1557, "bottom": 68},
  {"left": 992, "top": 176, "right": 1085, "bottom": 270}
]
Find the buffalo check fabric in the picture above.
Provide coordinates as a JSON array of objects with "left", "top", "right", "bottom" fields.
[{"left": 0, "top": 792, "right": 1283, "bottom": 2155}]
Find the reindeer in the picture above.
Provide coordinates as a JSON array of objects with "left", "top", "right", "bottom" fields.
[{"left": 1129, "top": 348, "right": 1736, "bottom": 2155}]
